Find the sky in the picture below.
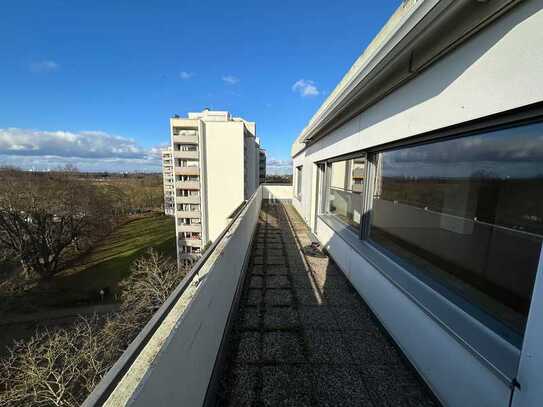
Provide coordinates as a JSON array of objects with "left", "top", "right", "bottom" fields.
[
  {"left": 0, "top": 0, "right": 401, "bottom": 174},
  {"left": 383, "top": 122, "right": 543, "bottom": 179}
]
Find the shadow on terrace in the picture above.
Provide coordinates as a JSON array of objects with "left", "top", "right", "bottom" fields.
[{"left": 215, "top": 202, "right": 439, "bottom": 406}]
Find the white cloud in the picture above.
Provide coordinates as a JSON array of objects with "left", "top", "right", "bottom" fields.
[
  {"left": 222, "top": 75, "right": 239, "bottom": 85},
  {"left": 30, "top": 60, "right": 60, "bottom": 73},
  {"left": 266, "top": 158, "right": 293, "bottom": 175},
  {"left": 292, "top": 79, "right": 319, "bottom": 97},
  {"left": 179, "top": 71, "right": 194, "bottom": 80},
  {"left": 0, "top": 128, "right": 162, "bottom": 172}
]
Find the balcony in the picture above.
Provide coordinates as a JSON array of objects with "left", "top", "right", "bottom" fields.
[
  {"left": 177, "top": 224, "right": 201, "bottom": 233},
  {"left": 83, "top": 185, "right": 437, "bottom": 406},
  {"left": 172, "top": 121, "right": 198, "bottom": 131},
  {"left": 176, "top": 210, "right": 201, "bottom": 218},
  {"left": 173, "top": 150, "right": 199, "bottom": 160},
  {"left": 176, "top": 195, "right": 200, "bottom": 204},
  {"left": 175, "top": 166, "right": 200, "bottom": 176},
  {"left": 178, "top": 237, "right": 202, "bottom": 247},
  {"left": 172, "top": 133, "right": 198, "bottom": 144},
  {"left": 175, "top": 180, "right": 200, "bottom": 190}
]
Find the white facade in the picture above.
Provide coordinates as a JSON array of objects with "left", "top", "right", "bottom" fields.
[
  {"left": 170, "top": 110, "right": 261, "bottom": 267},
  {"left": 161, "top": 148, "right": 175, "bottom": 216},
  {"left": 291, "top": 1, "right": 543, "bottom": 406}
]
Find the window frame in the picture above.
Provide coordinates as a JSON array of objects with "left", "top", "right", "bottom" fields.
[
  {"left": 319, "top": 152, "right": 368, "bottom": 236},
  {"left": 365, "top": 119, "right": 543, "bottom": 340},
  {"left": 315, "top": 103, "right": 543, "bottom": 382}
]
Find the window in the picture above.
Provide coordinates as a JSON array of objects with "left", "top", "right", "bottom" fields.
[
  {"left": 296, "top": 165, "right": 303, "bottom": 199},
  {"left": 177, "top": 159, "right": 199, "bottom": 167},
  {"left": 177, "top": 175, "right": 199, "bottom": 182},
  {"left": 369, "top": 122, "right": 543, "bottom": 336},
  {"left": 325, "top": 156, "right": 366, "bottom": 230},
  {"left": 179, "top": 232, "right": 201, "bottom": 240}
]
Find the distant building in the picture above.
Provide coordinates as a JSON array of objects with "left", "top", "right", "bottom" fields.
[
  {"left": 161, "top": 148, "right": 175, "bottom": 216},
  {"left": 258, "top": 149, "right": 266, "bottom": 184},
  {"left": 169, "top": 109, "right": 262, "bottom": 267}
]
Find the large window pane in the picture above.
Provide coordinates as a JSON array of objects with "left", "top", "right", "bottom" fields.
[
  {"left": 370, "top": 122, "right": 543, "bottom": 337},
  {"left": 327, "top": 157, "right": 366, "bottom": 229},
  {"left": 296, "top": 165, "right": 303, "bottom": 198}
]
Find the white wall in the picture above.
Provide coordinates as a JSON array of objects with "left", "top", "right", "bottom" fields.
[
  {"left": 262, "top": 184, "right": 293, "bottom": 200},
  {"left": 292, "top": 150, "right": 319, "bottom": 232},
  {"left": 300, "top": 1, "right": 543, "bottom": 164},
  {"left": 244, "top": 135, "right": 258, "bottom": 198},
  {"left": 204, "top": 121, "right": 245, "bottom": 243},
  {"left": 291, "top": 3, "right": 543, "bottom": 406},
  {"left": 115, "top": 189, "right": 262, "bottom": 406}
]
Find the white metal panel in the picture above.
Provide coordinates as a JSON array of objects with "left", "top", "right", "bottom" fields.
[
  {"left": 512, "top": 246, "right": 543, "bottom": 407},
  {"left": 126, "top": 188, "right": 262, "bottom": 406}
]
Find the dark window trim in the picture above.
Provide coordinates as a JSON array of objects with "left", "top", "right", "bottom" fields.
[
  {"left": 322, "top": 151, "right": 367, "bottom": 164},
  {"left": 368, "top": 101, "right": 543, "bottom": 154},
  {"left": 365, "top": 115, "right": 543, "bottom": 341}
]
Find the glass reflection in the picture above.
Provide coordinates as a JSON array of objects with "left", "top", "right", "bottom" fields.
[
  {"left": 328, "top": 157, "right": 366, "bottom": 229},
  {"left": 370, "top": 122, "right": 543, "bottom": 338}
]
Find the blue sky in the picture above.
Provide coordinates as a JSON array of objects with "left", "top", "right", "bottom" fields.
[{"left": 0, "top": 0, "right": 400, "bottom": 173}]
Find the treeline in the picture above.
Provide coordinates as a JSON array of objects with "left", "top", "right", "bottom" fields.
[
  {"left": 265, "top": 174, "right": 292, "bottom": 184},
  {"left": 95, "top": 176, "right": 163, "bottom": 215},
  {"left": 0, "top": 168, "right": 120, "bottom": 280},
  {"left": 0, "top": 168, "right": 167, "bottom": 281}
]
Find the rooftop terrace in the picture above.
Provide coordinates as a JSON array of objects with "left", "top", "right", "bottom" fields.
[
  {"left": 83, "top": 186, "right": 440, "bottom": 406},
  {"left": 217, "top": 202, "right": 438, "bottom": 406}
]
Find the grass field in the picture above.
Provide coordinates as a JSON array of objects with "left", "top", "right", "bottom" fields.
[
  {"left": 53, "top": 213, "right": 176, "bottom": 303},
  {"left": 0, "top": 213, "right": 175, "bottom": 315}
]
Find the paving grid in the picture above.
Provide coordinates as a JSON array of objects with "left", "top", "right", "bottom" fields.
[{"left": 216, "top": 202, "right": 440, "bottom": 407}]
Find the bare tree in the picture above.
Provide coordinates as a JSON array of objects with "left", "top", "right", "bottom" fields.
[
  {"left": 101, "top": 249, "right": 185, "bottom": 354},
  {"left": 120, "top": 249, "right": 181, "bottom": 313},
  {"left": 62, "top": 163, "right": 80, "bottom": 174},
  {"left": 0, "top": 249, "right": 185, "bottom": 406},
  {"left": 0, "top": 169, "right": 114, "bottom": 279},
  {"left": 0, "top": 316, "right": 110, "bottom": 407}
]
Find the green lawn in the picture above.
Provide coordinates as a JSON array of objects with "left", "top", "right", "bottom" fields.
[{"left": 52, "top": 213, "right": 176, "bottom": 304}]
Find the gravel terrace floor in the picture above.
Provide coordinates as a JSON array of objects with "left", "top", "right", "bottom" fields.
[{"left": 216, "top": 202, "right": 440, "bottom": 407}]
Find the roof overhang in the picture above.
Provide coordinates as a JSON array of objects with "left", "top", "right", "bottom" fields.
[{"left": 292, "top": 0, "right": 521, "bottom": 157}]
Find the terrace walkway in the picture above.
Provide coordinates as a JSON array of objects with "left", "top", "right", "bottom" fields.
[{"left": 216, "top": 202, "right": 440, "bottom": 406}]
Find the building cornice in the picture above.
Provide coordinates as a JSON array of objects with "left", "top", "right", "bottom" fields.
[{"left": 292, "top": 0, "right": 521, "bottom": 158}]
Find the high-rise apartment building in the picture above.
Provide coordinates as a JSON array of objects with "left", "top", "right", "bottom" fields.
[
  {"left": 169, "top": 109, "right": 263, "bottom": 267},
  {"left": 161, "top": 148, "right": 175, "bottom": 216}
]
